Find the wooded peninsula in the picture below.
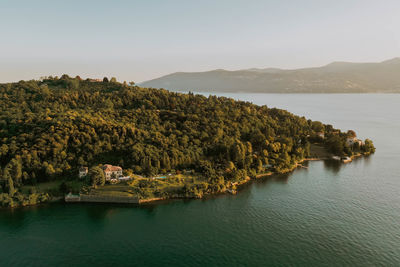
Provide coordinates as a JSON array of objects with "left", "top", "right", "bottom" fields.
[{"left": 0, "top": 76, "right": 375, "bottom": 207}]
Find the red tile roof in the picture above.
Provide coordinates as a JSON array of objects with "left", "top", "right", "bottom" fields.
[{"left": 102, "top": 164, "right": 122, "bottom": 173}]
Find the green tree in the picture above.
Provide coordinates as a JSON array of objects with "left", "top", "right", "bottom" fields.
[
  {"left": 326, "top": 135, "right": 344, "bottom": 155},
  {"left": 6, "top": 159, "right": 22, "bottom": 186},
  {"left": 363, "top": 139, "right": 376, "bottom": 154},
  {"left": 347, "top": 130, "right": 357, "bottom": 138},
  {"left": 6, "top": 177, "right": 15, "bottom": 196},
  {"left": 255, "top": 159, "right": 263, "bottom": 173},
  {"left": 45, "top": 164, "right": 56, "bottom": 177},
  {"left": 89, "top": 166, "right": 105, "bottom": 187}
]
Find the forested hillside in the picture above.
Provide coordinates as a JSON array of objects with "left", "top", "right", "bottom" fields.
[
  {"left": 0, "top": 76, "right": 375, "bottom": 207},
  {"left": 140, "top": 58, "right": 400, "bottom": 93}
]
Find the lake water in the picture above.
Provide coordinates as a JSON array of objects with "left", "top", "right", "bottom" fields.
[{"left": 1, "top": 94, "right": 399, "bottom": 266}]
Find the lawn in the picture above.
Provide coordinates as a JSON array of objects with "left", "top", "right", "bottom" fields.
[
  {"left": 88, "top": 174, "right": 201, "bottom": 199},
  {"left": 89, "top": 184, "right": 137, "bottom": 197}
]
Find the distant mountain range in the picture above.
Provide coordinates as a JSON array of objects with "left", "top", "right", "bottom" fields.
[{"left": 140, "top": 58, "right": 400, "bottom": 93}]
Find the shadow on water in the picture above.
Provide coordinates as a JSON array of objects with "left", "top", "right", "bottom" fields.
[
  {"left": 0, "top": 208, "right": 27, "bottom": 230},
  {"left": 360, "top": 154, "right": 373, "bottom": 165},
  {"left": 268, "top": 173, "right": 291, "bottom": 184},
  {"left": 83, "top": 204, "right": 117, "bottom": 222},
  {"left": 0, "top": 203, "right": 54, "bottom": 230},
  {"left": 80, "top": 201, "right": 172, "bottom": 222},
  {"left": 323, "top": 155, "right": 372, "bottom": 175},
  {"left": 252, "top": 172, "right": 291, "bottom": 188},
  {"left": 323, "top": 160, "right": 342, "bottom": 174}
]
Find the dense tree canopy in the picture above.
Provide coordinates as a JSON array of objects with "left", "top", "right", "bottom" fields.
[{"left": 0, "top": 75, "right": 375, "bottom": 206}]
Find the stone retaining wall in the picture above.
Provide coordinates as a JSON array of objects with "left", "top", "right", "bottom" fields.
[{"left": 78, "top": 194, "right": 139, "bottom": 204}]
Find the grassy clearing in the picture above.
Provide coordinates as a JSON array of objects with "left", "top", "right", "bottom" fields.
[
  {"left": 88, "top": 174, "right": 203, "bottom": 199},
  {"left": 89, "top": 184, "right": 137, "bottom": 197}
]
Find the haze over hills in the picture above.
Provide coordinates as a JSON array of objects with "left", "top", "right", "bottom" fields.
[{"left": 140, "top": 58, "right": 400, "bottom": 93}]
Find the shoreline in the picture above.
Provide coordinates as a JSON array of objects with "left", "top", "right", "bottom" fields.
[
  {"left": 4, "top": 153, "right": 371, "bottom": 209},
  {"left": 134, "top": 153, "right": 368, "bottom": 205},
  {"left": 65, "top": 156, "right": 330, "bottom": 205}
]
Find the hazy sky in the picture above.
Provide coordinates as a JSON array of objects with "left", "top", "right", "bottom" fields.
[{"left": 1, "top": 0, "right": 399, "bottom": 83}]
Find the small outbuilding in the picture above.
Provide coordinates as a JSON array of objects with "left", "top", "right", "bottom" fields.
[
  {"left": 118, "top": 176, "right": 131, "bottom": 182},
  {"left": 79, "top": 167, "right": 88, "bottom": 178},
  {"left": 346, "top": 137, "right": 363, "bottom": 147},
  {"left": 316, "top": 132, "right": 325, "bottom": 139}
]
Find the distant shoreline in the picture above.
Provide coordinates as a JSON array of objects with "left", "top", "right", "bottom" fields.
[
  {"left": 140, "top": 58, "right": 400, "bottom": 94},
  {"left": 172, "top": 91, "right": 400, "bottom": 95}
]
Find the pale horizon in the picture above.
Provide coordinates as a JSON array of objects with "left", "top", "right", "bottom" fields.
[{"left": 1, "top": 0, "right": 399, "bottom": 83}]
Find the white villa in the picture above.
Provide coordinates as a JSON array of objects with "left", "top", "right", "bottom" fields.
[{"left": 102, "top": 164, "right": 123, "bottom": 180}]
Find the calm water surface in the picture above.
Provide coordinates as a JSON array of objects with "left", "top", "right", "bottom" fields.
[{"left": 1, "top": 94, "right": 399, "bottom": 266}]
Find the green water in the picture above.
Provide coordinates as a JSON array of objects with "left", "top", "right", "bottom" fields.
[{"left": 1, "top": 94, "right": 399, "bottom": 266}]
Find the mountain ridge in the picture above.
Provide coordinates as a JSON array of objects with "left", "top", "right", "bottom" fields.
[{"left": 140, "top": 58, "right": 400, "bottom": 93}]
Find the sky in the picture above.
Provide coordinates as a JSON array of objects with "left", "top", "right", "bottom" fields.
[{"left": 0, "top": 0, "right": 399, "bottom": 83}]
